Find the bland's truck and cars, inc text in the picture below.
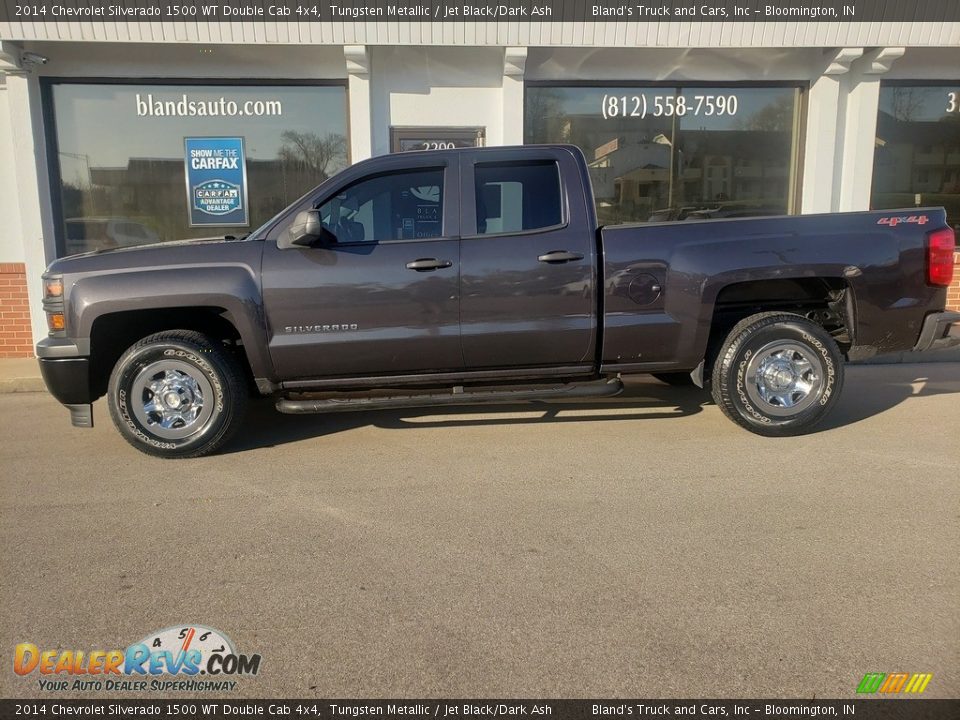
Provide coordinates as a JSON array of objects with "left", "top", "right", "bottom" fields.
[{"left": 36, "top": 145, "right": 960, "bottom": 458}]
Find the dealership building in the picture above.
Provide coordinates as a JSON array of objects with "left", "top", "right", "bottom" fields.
[{"left": 0, "top": 17, "right": 958, "bottom": 357}]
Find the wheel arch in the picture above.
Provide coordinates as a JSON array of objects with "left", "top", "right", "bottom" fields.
[
  {"left": 698, "top": 276, "right": 853, "bottom": 378},
  {"left": 88, "top": 307, "right": 254, "bottom": 400}
]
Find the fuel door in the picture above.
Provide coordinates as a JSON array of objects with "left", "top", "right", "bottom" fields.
[{"left": 627, "top": 273, "right": 663, "bottom": 307}]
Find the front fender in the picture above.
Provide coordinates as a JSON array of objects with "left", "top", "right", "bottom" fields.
[{"left": 68, "top": 264, "right": 273, "bottom": 379}]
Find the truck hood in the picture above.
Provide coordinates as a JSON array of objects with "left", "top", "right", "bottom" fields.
[{"left": 46, "top": 236, "right": 252, "bottom": 275}]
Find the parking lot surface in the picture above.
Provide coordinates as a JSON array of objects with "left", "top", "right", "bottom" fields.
[{"left": 1, "top": 363, "right": 958, "bottom": 699}]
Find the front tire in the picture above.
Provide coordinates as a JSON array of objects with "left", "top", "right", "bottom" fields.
[
  {"left": 108, "top": 330, "right": 248, "bottom": 458},
  {"left": 710, "top": 312, "right": 843, "bottom": 436}
]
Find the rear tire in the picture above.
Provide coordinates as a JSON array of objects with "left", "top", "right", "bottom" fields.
[
  {"left": 108, "top": 330, "right": 248, "bottom": 458},
  {"left": 710, "top": 312, "right": 843, "bottom": 436}
]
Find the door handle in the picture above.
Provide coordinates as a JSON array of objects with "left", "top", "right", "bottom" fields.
[
  {"left": 538, "top": 250, "right": 584, "bottom": 264},
  {"left": 405, "top": 258, "right": 453, "bottom": 271}
]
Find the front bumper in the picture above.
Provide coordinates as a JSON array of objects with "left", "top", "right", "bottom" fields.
[
  {"left": 913, "top": 311, "right": 960, "bottom": 353},
  {"left": 36, "top": 337, "right": 94, "bottom": 427}
]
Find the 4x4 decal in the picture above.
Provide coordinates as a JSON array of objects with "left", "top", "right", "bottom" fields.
[{"left": 877, "top": 214, "right": 929, "bottom": 227}]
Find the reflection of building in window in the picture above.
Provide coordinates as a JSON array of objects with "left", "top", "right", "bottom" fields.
[
  {"left": 526, "top": 87, "right": 799, "bottom": 224},
  {"left": 63, "top": 147, "right": 347, "bottom": 250},
  {"left": 874, "top": 114, "right": 960, "bottom": 194},
  {"left": 50, "top": 83, "right": 350, "bottom": 256},
  {"left": 582, "top": 130, "right": 790, "bottom": 221},
  {"left": 872, "top": 86, "right": 960, "bottom": 229}
]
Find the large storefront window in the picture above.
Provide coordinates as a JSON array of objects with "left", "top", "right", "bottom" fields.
[
  {"left": 526, "top": 85, "right": 801, "bottom": 224},
  {"left": 872, "top": 83, "right": 960, "bottom": 230},
  {"left": 48, "top": 82, "right": 349, "bottom": 256}
]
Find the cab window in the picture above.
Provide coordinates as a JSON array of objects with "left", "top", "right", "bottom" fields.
[
  {"left": 317, "top": 168, "right": 444, "bottom": 243},
  {"left": 474, "top": 161, "right": 562, "bottom": 234}
]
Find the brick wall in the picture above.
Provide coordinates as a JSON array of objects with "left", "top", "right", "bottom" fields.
[
  {"left": 0, "top": 263, "right": 34, "bottom": 358},
  {"left": 949, "top": 252, "right": 960, "bottom": 313}
]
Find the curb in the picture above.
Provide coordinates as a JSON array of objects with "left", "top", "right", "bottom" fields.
[
  {"left": 0, "top": 377, "right": 46, "bottom": 393},
  {"left": 0, "top": 357, "right": 45, "bottom": 393}
]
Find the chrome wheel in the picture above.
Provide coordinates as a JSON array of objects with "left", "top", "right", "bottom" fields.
[
  {"left": 130, "top": 359, "right": 215, "bottom": 440},
  {"left": 744, "top": 341, "right": 824, "bottom": 418}
]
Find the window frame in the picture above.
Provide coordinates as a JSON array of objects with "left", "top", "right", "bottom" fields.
[
  {"left": 264, "top": 151, "right": 461, "bottom": 246},
  {"left": 459, "top": 147, "right": 580, "bottom": 239},
  {"left": 523, "top": 80, "right": 808, "bottom": 220},
  {"left": 40, "top": 76, "right": 350, "bottom": 259},
  {"left": 469, "top": 159, "right": 566, "bottom": 239},
  {"left": 314, "top": 166, "right": 448, "bottom": 245}
]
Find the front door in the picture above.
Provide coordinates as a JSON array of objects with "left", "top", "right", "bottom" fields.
[
  {"left": 262, "top": 158, "right": 462, "bottom": 380},
  {"left": 458, "top": 148, "right": 597, "bottom": 369}
]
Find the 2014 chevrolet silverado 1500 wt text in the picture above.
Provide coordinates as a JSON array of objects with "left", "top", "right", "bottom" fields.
[{"left": 36, "top": 145, "right": 960, "bottom": 457}]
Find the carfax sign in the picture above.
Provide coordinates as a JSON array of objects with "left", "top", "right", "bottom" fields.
[{"left": 184, "top": 137, "right": 249, "bottom": 227}]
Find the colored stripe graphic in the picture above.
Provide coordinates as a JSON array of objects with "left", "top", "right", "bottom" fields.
[
  {"left": 857, "top": 672, "right": 932, "bottom": 694},
  {"left": 903, "top": 673, "right": 933, "bottom": 694},
  {"left": 879, "top": 672, "right": 909, "bottom": 693},
  {"left": 857, "top": 673, "right": 886, "bottom": 693}
]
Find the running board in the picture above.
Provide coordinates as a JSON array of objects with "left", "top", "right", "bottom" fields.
[{"left": 276, "top": 378, "right": 623, "bottom": 415}]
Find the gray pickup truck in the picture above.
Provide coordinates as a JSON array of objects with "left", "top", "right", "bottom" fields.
[{"left": 37, "top": 145, "right": 959, "bottom": 458}]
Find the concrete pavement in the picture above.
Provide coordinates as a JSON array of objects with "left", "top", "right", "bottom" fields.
[
  {"left": 0, "top": 364, "right": 958, "bottom": 699},
  {"left": 0, "top": 357, "right": 44, "bottom": 393}
]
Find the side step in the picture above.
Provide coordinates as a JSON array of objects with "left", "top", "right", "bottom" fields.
[{"left": 276, "top": 378, "right": 623, "bottom": 415}]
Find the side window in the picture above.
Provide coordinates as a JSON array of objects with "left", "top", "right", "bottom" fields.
[
  {"left": 474, "top": 161, "right": 562, "bottom": 235},
  {"left": 317, "top": 168, "right": 444, "bottom": 243}
]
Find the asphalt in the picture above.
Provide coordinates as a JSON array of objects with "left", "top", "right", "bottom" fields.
[{"left": 0, "top": 364, "right": 958, "bottom": 700}]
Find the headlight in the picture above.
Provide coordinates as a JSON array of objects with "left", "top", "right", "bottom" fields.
[
  {"left": 44, "top": 277, "right": 63, "bottom": 298},
  {"left": 42, "top": 275, "right": 65, "bottom": 335}
]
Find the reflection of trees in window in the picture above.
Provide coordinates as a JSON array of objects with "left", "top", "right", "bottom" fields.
[
  {"left": 735, "top": 94, "right": 794, "bottom": 132},
  {"left": 889, "top": 87, "right": 924, "bottom": 122},
  {"left": 60, "top": 183, "right": 87, "bottom": 220},
  {"left": 278, "top": 130, "right": 347, "bottom": 181},
  {"left": 525, "top": 88, "right": 567, "bottom": 144}
]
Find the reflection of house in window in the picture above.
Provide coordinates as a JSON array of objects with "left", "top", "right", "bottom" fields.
[
  {"left": 873, "top": 110, "right": 960, "bottom": 197},
  {"left": 579, "top": 125, "right": 791, "bottom": 221}
]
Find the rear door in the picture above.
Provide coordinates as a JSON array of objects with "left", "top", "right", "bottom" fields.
[{"left": 458, "top": 148, "right": 597, "bottom": 369}]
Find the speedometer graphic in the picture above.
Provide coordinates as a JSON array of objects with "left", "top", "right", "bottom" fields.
[{"left": 135, "top": 624, "right": 236, "bottom": 671}]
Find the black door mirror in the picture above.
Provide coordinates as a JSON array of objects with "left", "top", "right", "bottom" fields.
[{"left": 284, "top": 210, "right": 337, "bottom": 248}]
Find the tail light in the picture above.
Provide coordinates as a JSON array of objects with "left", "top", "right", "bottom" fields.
[{"left": 927, "top": 227, "right": 956, "bottom": 287}]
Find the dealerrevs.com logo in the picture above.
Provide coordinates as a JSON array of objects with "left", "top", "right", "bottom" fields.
[{"left": 13, "top": 624, "right": 261, "bottom": 692}]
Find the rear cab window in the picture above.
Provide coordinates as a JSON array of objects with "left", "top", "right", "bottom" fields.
[{"left": 474, "top": 161, "right": 563, "bottom": 235}]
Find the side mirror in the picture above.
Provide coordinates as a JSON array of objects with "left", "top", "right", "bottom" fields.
[{"left": 284, "top": 210, "right": 337, "bottom": 248}]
